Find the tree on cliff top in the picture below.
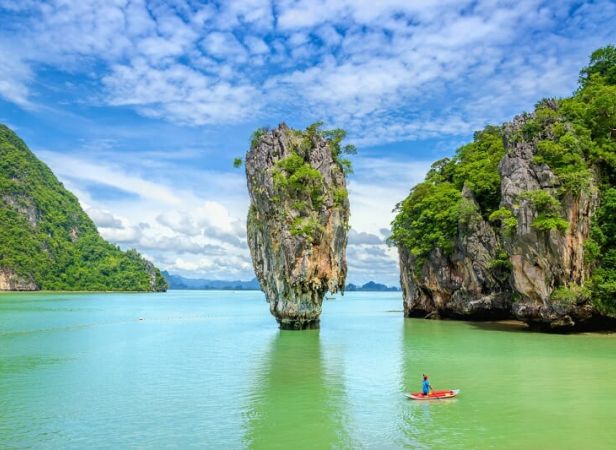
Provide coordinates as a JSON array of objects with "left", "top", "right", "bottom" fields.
[{"left": 580, "top": 45, "right": 616, "bottom": 87}]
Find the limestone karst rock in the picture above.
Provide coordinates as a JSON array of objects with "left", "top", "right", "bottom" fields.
[
  {"left": 245, "top": 123, "right": 351, "bottom": 329},
  {"left": 0, "top": 124, "right": 167, "bottom": 292},
  {"left": 399, "top": 185, "right": 513, "bottom": 321},
  {"left": 394, "top": 97, "right": 615, "bottom": 331},
  {"left": 498, "top": 113, "right": 598, "bottom": 328},
  {"left": 397, "top": 109, "right": 600, "bottom": 329}
]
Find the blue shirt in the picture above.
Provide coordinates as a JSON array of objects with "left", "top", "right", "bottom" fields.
[{"left": 422, "top": 380, "right": 431, "bottom": 394}]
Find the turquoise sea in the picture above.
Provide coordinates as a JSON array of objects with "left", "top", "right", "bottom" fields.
[{"left": 1, "top": 291, "right": 615, "bottom": 449}]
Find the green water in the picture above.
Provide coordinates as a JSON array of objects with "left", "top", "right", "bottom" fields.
[{"left": 1, "top": 291, "right": 615, "bottom": 449}]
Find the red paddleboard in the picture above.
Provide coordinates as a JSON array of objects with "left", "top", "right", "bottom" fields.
[{"left": 406, "top": 389, "right": 460, "bottom": 400}]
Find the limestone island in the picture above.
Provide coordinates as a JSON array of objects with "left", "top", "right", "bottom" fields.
[
  {"left": 0, "top": 125, "right": 167, "bottom": 292},
  {"left": 244, "top": 122, "right": 353, "bottom": 329},
  {"left": 390, "top": 47, "right": 616, "bottom": 331}
]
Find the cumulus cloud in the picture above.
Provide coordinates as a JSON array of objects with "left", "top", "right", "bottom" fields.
[
  {"left": 102, "top": 59, "right": 260, "bottom": 124},
  {"left": 348, "top": 156, "right": 432, "bottom": 237},
  {"left": 99, "top": 225, "right": 144, "bottom": 244},
  {"left": 2, "top": 0, "right": 615, "bottom": 137},
  {"left": 244, "top": 35, "right": 270, "bottom": 55},
  {"left": 348, "top": 229, "right": 383, "bottom": 246},
  {"left": 86, "top": 207, "right": 123, "bottom": 229},
  {"left": 156, "top": 201, "right": 246, "bottom": 245},
  {"left": 32, "top": 148, "right": 254, "bottom": 280}
]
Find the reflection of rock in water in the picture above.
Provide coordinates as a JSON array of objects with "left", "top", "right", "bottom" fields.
[{"left": 243, "top": 331, "right": 350, "bottom": 449}]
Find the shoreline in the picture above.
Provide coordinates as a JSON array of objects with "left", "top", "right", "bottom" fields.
[{"left": 0, "top": 290, "right": 167, "bottom": 294}]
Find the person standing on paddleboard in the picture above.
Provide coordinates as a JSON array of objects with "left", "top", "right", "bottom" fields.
[{"left": 422, "top": 375, "right": 432, "bottom": 395}]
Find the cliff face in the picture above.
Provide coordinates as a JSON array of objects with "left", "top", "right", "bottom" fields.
[
  {"left": 499, "top": 115, "right": 598, "bottom": 328},
  {"left": 400, "top": 186, "right": 513, "bottom": 320},
  {"left": 397, "top": 109, "right": 604, "bottom": 330},
  {"left": 0, "top": 268, "right": 38, "bottom": 290},
  {"left": 0, "top": 124, "right": 167, "bottom": 292},
  {"left": 245, "top": 123, "right": 350, "bottom": 329},
  {"left": 394, "top": 49, "right": 616, "bottom": 331}
]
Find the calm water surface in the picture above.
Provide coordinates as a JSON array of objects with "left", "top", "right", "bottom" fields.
[{"left": 1, "top": 291, "right": 615, "bottom": 449}]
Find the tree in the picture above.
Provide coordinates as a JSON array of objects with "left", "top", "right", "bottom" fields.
[{"left": 579, "top": 45, "right": 616, "bottom": 87}]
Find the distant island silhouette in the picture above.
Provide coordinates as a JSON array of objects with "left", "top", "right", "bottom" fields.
[{"left": 162, "top": 271, "right": 400, "bottom": 292}]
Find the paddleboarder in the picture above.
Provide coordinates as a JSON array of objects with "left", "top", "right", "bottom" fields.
[{"left": 422, "top": 374, "right": 432, "bottom": 395}]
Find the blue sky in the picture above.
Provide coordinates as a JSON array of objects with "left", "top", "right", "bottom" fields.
[{"left": 0, "top": 0, "right": 615, "bottom": 285}]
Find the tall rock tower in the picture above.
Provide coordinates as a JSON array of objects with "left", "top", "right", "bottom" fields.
[{"left": 245, "top": 123, "right": 351, "bottom": 329}]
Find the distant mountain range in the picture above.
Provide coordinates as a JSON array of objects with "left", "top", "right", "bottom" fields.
[
  {"left": 345, "top": 281, "right": 400, "bottom": 292},
  {"left": 162, "top": 271, "right": 261, "bottom": 290},
  {"left": 162, "top": 272, "right": 400, "bottom": 292}
]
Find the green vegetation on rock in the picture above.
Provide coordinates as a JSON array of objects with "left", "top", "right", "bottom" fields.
[
  {"left": 488, "top": 249, "right": 513, "bottom": 282},
  {"left": 0, "top": 125, "right": 167, "bottom": 291},
  {"left": 391, "top": 45, "right": 616, "bottom": 317},
  {"left": 488, "top": 207, "right": 517, "bottom": 235},
  {"left": 550, "top": 283, "right": 591, "bottom": 305},
  {"left": 390, "top": 125, "right": 505, "bottom": 260},
  {"left": 273, "top": 153, "right": 325, "bottom": 211},
  {"left": 588, "top": 187, "right": 616, "bottom": 315},
  {"left": 251, "top": 127, "right": 270, "bottom": 148},
  {"left": 390, "top": 181, "right": 462, "bottom": 259},
  {"left": 520, "top": 190, "right": 569, "bottom": 232},
  {"left": 253, "top": 122, "right": 354, "bottom": 241}
]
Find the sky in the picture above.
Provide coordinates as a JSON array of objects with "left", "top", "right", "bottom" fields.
[{"left": 0, "top": 1, "right": 615, "bottom": 286}]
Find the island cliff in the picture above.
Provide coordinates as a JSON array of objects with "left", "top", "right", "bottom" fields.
[
  {"left": 244, "top": 123, "right": 352, "bottom": 329},
  {"left": 0, "top": 124, "right": 167, "bottom": 292},
  {"left": 391, "top": 46, "right": 616, "bottom": 330}
]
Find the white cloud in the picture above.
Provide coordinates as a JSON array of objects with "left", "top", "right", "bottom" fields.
[
  {"left": 202, "top": 32, "right": 247, "bottom": 60},
  {"left": 348, "top": 229, "right": 383, "bottom": 245},
  {"left": 348, "top": 156, "right": 431, "bottom": 234},
  {"left": 34, "top": 148, "right": 254, "bottom": 280},
  {"left": 99, "top": 224, "right": 144, "bottom": 244},
  {"left": 86, "top": 207, "right": 123, "bottom": 229},
  {"left": 2, "top": 0, "right": 615, "bottom": 138},
  {"left": 314, "top": 25, "right": 342, "bottom": 47},
  {"left": 157, "top": 201, "right": 242, "bottom": 237},
  {"left": 0, "top": 42, "right": 32, "bottom": 107},
  {"left": 244, "top": 35, "right": 270, "bottom": 55},
  {"left": 38, "top": 150, "right": 182, "bottom": 205},
  {"left": 103, "top": 59, "right": 261, "bottom": 124},
  {"left": 342, "top": 156, "right": 433, "bottom": 285}
]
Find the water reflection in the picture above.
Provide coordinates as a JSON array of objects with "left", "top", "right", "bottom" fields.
[{"left": 243, "top": 330, "right": 350, "bottom": 450}]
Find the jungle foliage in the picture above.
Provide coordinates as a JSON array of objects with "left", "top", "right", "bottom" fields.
[
  {"left": 0, "top": 125, "right": 167, "bottom": 291},
  {"left": 390, "top": 125, "right": 505, "bottom": 259},
  {"left": 252, "top": 122, "right": 353, "bottom": 242},
  {"left": 390, "top": 46, "right": 616, "bottom": 314}
]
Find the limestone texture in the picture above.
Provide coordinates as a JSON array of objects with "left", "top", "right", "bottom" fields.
[
  {"left": 0, "top": 268, "right": 38, "bottom": 291},
  {"left": 398, "top": 108, "right": 612, "bottom": 331},
  {"left": 400, "top": 186, "right": 513, "bottom": 321},
  {"left": 245, "top": 124, "right": 349, "bottom": 329}
]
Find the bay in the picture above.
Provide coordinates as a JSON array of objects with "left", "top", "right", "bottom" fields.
[{"left": 1, "top": 291, "right": 614, "bottom": 449}]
